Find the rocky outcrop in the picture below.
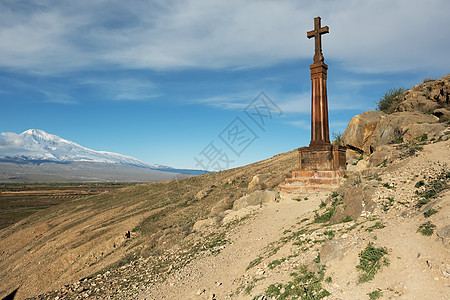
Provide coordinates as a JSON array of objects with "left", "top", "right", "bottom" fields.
[
  {"left": 232, "top": 190, "right": 279, "bottom": 210},
  {"left": 365, "top": 112, "right": 439, "bottom": 153},
  {"left": 343, "top": 111, "right": 444, "bottom": 154},
  {"left": 342, "top": 111, "right": 385, "bottom": 152},
  {"left": 247, "top": 174, "right": 270, "bottom": 191},
  {"left": 397, "top": 75, "right": 449, "bottom": 115}
]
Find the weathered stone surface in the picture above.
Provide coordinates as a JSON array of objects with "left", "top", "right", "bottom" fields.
[
  {"left": 232, "top": 190, "right": 279, "bottom": 210},
  {"left": 344, "top": 111, "right": 439, "bottom": 154},
  {"left": 320, "top": 239, "right": 346, "bottom": 264},
  {"left": 342, "top": 111, "right": 385, "bottom": 151},
  {"left": 403, "top": 122, "right": 447, "bottom": 141},
  {"left": 397, "top": 75, "right": 450, "bottom": 113},
  {"left": 433, "top": 108, "right": 450, "bottom": 123},
  {"left": 330, "top": 184, "right": 376, "bottom": 222},
  {"left": 248, "top": 174, "right": 270, "bottom": 191},
  {"left": 195, "top": 186, "right": 215, "bottom": 200},
  {"left": 298, "top": 145, "right": 346, "bottom": 171},
  {"left": 436, "top": 225, "right": 450, "bottom": 245},
  {"left": 365, "top": 112, "right": 439, "bottom": 153},
  {"left": 193, "top": 218, "right": 218, "bottom": 233},
  {"left": 368, "top": 145, "right": 399, "bottom": 167}
]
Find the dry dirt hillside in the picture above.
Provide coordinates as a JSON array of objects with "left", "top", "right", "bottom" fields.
[
  {"left": 0, "top": 147, "right": 299, "bottom": 299},
  {"left": 1, "top": 75, "right": 449, "bottom": 300}
]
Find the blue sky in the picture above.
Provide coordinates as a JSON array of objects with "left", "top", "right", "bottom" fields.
[{"left": 1, "top": 0, "right": 449, "bottom": 170}]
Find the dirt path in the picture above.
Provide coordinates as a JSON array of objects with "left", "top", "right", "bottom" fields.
[{"left": 140, "top": 194, "right": 324, "bottom": 299}]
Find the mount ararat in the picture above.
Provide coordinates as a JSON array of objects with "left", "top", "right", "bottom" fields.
[{"left": 0, "top": 129, "right": 206, "bottom": 182}]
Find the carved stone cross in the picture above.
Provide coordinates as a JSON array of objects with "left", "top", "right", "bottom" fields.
[{"left": 307, "top": 17, "right": 329, "bottom": 63}]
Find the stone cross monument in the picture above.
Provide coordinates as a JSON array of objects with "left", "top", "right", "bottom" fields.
[
  {"left": 307, "top": 17, "right": 330, "bottom": 146},
  {"left": 278, "top": 16, "right": 346, "bottom": 195}
]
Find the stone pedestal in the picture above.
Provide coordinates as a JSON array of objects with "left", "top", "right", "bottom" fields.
[
  {"left": 299, "top": 144, "right": 346, "bottom": 171},
  {"left": 278, "top": 170, "right": 345, "bottom": 196},
  {"left": 278, "top": 144, "right": 346, "bottom": 196}
]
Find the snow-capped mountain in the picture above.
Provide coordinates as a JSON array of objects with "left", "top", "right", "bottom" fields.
[{"left": 0, "top": 129, "right": 162, "bottom": 168}]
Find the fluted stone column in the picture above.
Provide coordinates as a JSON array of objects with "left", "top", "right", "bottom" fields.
[{"left": 310, "top": 61, "right": 330, "bottom": 146}]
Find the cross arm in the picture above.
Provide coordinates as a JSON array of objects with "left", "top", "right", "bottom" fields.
[{"left": 320, "top": 26, "right": 329, "bottom": 34}]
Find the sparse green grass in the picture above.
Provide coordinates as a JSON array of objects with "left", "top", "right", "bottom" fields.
[
  {"left": 415, "top": 180, "right": 425, "bottom": 188},
  {"left": 246, "top": 256, "right": 263, "bottom": 271},
  {"left": 382, "top": 183, "right": 394, "bottom": 189},
  {"left": 264, "top": 265, "right": 330, "bottom": 299},
  {"left": 314, "top": 207, "right": 335, "bottom": 223},
  {"left": 356, "top": 243, "right": 389, "bottom": 283},
  {"left": 323, "top": 230, "right": 335, "bottom": 240},
  {"left": 423, "top": 208, "right": 438, "bottom": 218},
  {"left": 366, "top": 222, "right": 385, "bottom": 232},
  {"left": 417, "top": 222, "right": 436, "bottom": 236},
  {"left": 415, "top": 169, "right": 449, "bottom": 208},
  {"left": 341, "top": 215, "right": 353, "bottom": 223},
  {"left": 268, "top": 258, "right": 286, "bottom": 269},
  {"left": 313, "top": 254, "right": 321, "bottom": 263},
  {"left": 368, "top": 290, "right": 383, "bottom": 300},
  {"left": 382, "top": 197, "right": 394, "bottom": 211},
  {"left": 244, "top": 283, "right": 255, "bottom": 294}
]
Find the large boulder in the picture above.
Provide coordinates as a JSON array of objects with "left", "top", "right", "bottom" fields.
[
  {"left": 342, "top": 111, "right": 385, "bottom": 152},
  {"left": 365, "top": 112, "right": 439, "bottom": 153},
  {"left": 402, "top": 122, "right": 447, "bottom": 142},
  {"left": 232, "top": 190, "right": 279, "bottom": 210},
  {"left": 247, "top": 174, "right": 270, "bottom": 191},
  {"left": 343, "top": 111, "right": 440, "bottom": 154}
]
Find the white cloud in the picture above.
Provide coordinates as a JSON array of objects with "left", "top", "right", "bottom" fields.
[
  {"left": 79, "top": 78, "right": 161, "bottom": 101},
  {"left": 40, "top": 91, "right": 78, "bottom": 105},
  {"left": 288, "top": 119, "right": 310, "bottom": 129},
  {"left": 0, "top": 132, "right": 23, "bottom": 148},
  {"left": 0, "top": 0, "right": 448, "bottom": 74}
]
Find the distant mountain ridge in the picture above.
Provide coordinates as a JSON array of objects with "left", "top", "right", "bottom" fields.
[
  {"left": 0, "top": 129, "right": 159, "bottom": 167},
  {"left": 0, "top": 129, "right": 208, "bottom": 181}
]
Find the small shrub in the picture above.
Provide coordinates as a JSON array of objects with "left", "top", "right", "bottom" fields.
[
  {"left": 341, "top": 215, "right": 353, "bottom": 223},
  {"left": 415, "top": 180, "right": 425, "bottom": 188},
  {"left": 264, "top": 265, "right": 330, "bottom": 299},
  {"left": 415, "top": 171, "right": 449, "bottom": 208},
  {"left": 368, "top": 290, "right": 383, "bottom": 300},
  {"left": 323, "top": 230, "right": 335, "bottom": 240},
  {"left": 382, "top": 183, "right": 394, "bottom": 189},
  {"left": 366, "top": 222, "right": 385, "bottom": 232},
  {"left": 319, "top": 201, "right": 326, "bottom": 208},
  {"left": 246, "top": 256, "right": 262, "bottom": 270},
  {"left": 268, "top": 258, "right": 285, "bottom": 269},
  {"left": 356, "top": 243, "right": 389, "bottom": 283},
  {"left": 314, "top": 207, "right": 335, "bottom": 223},
  {"left": 417, "top": 221, "right": 436, "bottom": 236},
  {"left": 332, "top": 131, "right": 343, "bottom": 146},
  {"left": 420, "top": 133, "right": 428, "bottom": 142},
  {"left": 313, "top": 254, "right": 321, "bottom": 263},
  {"left": 376, "top": 87, "right": 405, "bottom": 112},
  {"left": 423, "top": 208, "right": 438, "bottom": 218},
  {"left": 244, "top": 283, "right": 255, "bottom": 294}
]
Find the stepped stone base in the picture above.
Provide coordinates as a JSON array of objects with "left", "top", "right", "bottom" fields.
[
  {"left": 278, "top": 170, "right": 345, "bottom": 197},
  {"left": 278, "top": 144, "right": 347, "bottom": 197}
]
